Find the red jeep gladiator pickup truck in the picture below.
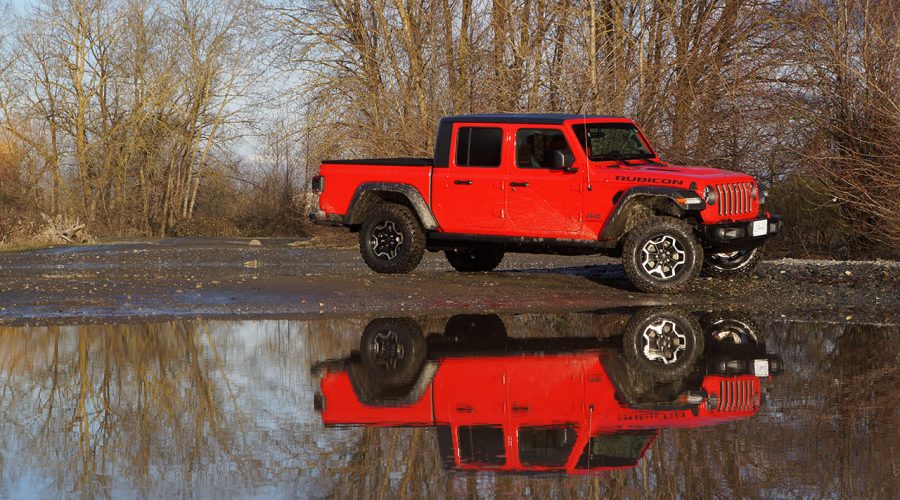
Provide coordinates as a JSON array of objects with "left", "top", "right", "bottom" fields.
[
  {"left": 312, "top": 310, "right": 782, "bottom": 474},
  {"left": 311, "top": 114, "right": 781, "bottom": 292}
]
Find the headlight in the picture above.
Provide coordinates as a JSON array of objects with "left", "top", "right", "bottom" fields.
[
  {"left": 703, "top": 185, "right": 717, "bottom": 205},
  {"left": 751, "top": 185, "right": 759, "bottom": 199}
]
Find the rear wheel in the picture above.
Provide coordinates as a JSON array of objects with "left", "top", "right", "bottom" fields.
[
  {"left": 359, "top": 317, "right": 426, "bottom": 387},
  {"left": 359, "top": 203, "right": 426, "bottom": 274},
  {"left": 703, "top": 316, "right": 767, "bottom": 357},
  {"left": 703, "top": 246, "right": 763, "bottom": 278},
  {"left": 622, "top": 217, "right": 703, "bottom": 293},
  {"left": 444, "top": 248, "right": 504, "bottom": 272},
  {"left": 443, "top": 314, "right": 508, "bottom": 346}
]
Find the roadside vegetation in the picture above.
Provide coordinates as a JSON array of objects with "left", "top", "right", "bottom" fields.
[{"left": 0, "top": 0, "right": 896, "bottom": 258}]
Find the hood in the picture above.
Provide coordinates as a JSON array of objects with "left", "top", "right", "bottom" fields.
[{"left": 607, "top": 163, "right": 755, "bottom": 186}]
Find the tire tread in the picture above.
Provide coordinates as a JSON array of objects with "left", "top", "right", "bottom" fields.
[
  {"left": 359, "top": 203, "right": 426, "bottom": 274},
  {"left": 622, "top": 217, "right": 703, "bottom": 293},
  {"left": 703, "top": 246, "right": 763, "bottom": 278},
  {"left": 445, "top": 249, "right": 504, "bottom": 272}
]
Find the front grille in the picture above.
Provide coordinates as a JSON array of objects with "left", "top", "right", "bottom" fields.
[
  {"left": 714, "top": 182, "right": 754, "bottom": 217},
  {"left": 716, "top": 379, "right": 758, "bottom": 412}
]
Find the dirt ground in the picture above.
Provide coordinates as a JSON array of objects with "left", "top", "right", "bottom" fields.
[{"left": 0, "top": 237, "right": 897, "bottom": 325}]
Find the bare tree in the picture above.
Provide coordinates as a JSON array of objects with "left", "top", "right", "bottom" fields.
[{"left": 0, "top": 0, "right": 895, "bottom": 254}]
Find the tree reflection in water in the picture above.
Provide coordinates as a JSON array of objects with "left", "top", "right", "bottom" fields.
[{"left": 0, "top": 314, "right": 895, "bottom": 498}]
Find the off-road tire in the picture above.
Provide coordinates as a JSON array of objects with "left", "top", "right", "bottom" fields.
[
  {"left": 622, "top": 217, "right": 703, "bottom": 293},
  {"left": 359, "top": 203, "right": 426, "bottom": 274},
  {"left": 702, "top": 316, "right": 766, "bottom": 356},
  {"left": 703, "top": 246, "right": 763, "bottom": 278},
  {"left": 358, "top": 317, "right": 426, "bottom": 387},
  {"left": 444, "top": 314, "right": 508, "bottom": 343},
  {"left": 623, "top": 308, "right": 704, "bottom": 381},
  {"left": 444, "top": 248, "right": 504, "bottom": 272},
  {"left": 603, "top": 350, "right": 688, "bottom": 406}
]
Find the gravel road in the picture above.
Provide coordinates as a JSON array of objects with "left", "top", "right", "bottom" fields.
[{"left": 0, "top": 237, "right": 896, "bottom": 325}]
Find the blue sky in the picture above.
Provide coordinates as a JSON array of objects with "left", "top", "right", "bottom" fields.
[{"left": 7, "top": 0, "right": 32, "bottom": 14}]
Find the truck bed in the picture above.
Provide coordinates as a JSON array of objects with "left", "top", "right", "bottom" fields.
[
  {"left": 318, "top": 158, "right": 434, "bottom": 217},
  {"left": 321, "top": 157, "right": 433, "bottom": 166}
]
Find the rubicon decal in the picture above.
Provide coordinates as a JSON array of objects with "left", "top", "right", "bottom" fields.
[{"left": 615, "top": 175, "right": 685, "bottom": 186}]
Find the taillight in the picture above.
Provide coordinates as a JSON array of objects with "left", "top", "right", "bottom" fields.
[{"left": 311, "top": 175, "right": 324, "bottom": 193}]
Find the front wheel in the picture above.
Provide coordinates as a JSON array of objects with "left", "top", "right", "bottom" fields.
[
  {"left": 623, "top": 308, "right": 704, "bottom": 381},
  {"left": 703, "top": 247, "right": 763, "bottom": 278},
  {"left": 359, "top": 203, "right": 426, "bottom": 274},
  {"left": 622, "top": 217, "right": 703, "bottom": 293},
  {"left": 444, "top": 248, "right": 504, "bottom": 272}
]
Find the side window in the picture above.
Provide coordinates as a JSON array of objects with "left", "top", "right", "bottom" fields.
[
  {"left": 516, "top": 128, "right": 573, "bottom": 169},
  {"left": 455, "top": 127, "right": 503, "bottom": 168},
  {"left": 457, "top": 425, "right": 506, "bottom": 466},
  {"left": 436, "top": 426, "right": 456, "bottom": 469}
]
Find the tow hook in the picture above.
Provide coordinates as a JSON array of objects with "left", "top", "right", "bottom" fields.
[{"left": 678, "top": 391, "right": 705, "bottom": 405}]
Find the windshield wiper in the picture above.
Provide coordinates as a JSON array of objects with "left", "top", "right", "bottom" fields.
[
  {"left": 590, "top": 156, "right": 628, "bottom": 167},
  {"left": 626, "top": 157, "right": 666, "bottom": 166},
  {"left": 593, "top": 155, "right": 663, "bottom": 167}
]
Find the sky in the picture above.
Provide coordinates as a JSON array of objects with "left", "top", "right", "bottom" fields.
[{"left": 8, "top": 0, "right": 31, "bottom": 13}]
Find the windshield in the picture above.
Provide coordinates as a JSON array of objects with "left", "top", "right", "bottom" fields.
[
  {"left": 575, "top": 431, "right": 655, "bottom": 469},
  {"left": 571, "top": 123, "right": 654, "bottom": 161},
  {"left": 518, "top": 425, "right": 578, "bottom": 467}
]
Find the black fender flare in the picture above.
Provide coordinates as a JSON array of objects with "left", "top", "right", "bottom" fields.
[
  {"left": 347, "top": 361, "right": 439, "bottom": 407},
  {"left": 600, "top": 186, "right": 706, "bottom": 240},
  {"left": 345, "top": 182, "right": 439, "bottom": 230}
]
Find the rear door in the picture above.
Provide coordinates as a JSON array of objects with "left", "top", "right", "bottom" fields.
[
  {"left": 506, "top": 126, "right": 584, "bottom": 236},
  {"left": 431, "top": 125, "right": 506, "bottom": 232}
]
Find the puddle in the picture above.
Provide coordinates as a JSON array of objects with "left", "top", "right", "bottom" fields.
[{"left": 0, "top": 308, "right": 896, "bottom": 498}]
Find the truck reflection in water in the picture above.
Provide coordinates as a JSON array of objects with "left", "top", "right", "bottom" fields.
[{"left": 313, "top": 308, "right": 783, "bottom": 475}]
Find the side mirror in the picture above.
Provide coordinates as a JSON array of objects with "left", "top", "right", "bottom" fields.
[{"left": 551, "top": 150, "right": 577, "bottom": 173}]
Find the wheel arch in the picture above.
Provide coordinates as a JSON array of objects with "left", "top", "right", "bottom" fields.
[
  {"left": 347, "top": 361, "right": 439, "bottom": 407},
  {"left": 346, "top": 183, "right": 438, "bottom": 230},
  {"left": 601, "top": 187, "right": 706, "bottom": 242}
]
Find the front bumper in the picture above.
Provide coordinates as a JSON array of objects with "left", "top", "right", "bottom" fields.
[
  {"left": 309, "top": 210, "right": 346, "bottom": 227},
  {"left": 707, "top": 354, "right": 784, "bottom": 377},
  {"left": 700, "top": 215, "right": 781, "bottom": 251}
]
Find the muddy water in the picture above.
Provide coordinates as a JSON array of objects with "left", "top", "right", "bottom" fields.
[{"left": 0, "top": 309, "right": 896, "bottom": 498}]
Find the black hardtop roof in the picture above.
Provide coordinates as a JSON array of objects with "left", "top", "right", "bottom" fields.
[{"left": 440, "top": 113, "right": 628, "bottom": 125}]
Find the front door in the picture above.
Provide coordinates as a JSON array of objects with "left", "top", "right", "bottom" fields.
[
  {"left": 506, "top": 355, "right": 587, "bottom": 470},
  {"left": 506, "top": 126, "right": 584, "bottom": 236},
  {"left": 434, "top": 358, "right": 510, "bottom": 469},
  {"left": 505, "top": 355, "right": 587, "bottom": 426},
  {"left": 431, "top": 125, "right": 506, "bottom": 232}
]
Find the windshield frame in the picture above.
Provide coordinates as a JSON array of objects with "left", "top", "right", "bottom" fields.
[
  {"left": 574, "top": 430, "right": 657, "bottom": 470},
  {"left": 570, "top": 121, "right": 658, "bottom": 162}
]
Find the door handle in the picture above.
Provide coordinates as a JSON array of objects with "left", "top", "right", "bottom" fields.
[
  {"left": 454, "top": 179, "right": 473, "bottom": 185},
  {"left": 510, "top": 182, "right": 529, "bottom": 187},
  {"left": 512, "top": 404, "right": 529, "bottom": 414}
]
